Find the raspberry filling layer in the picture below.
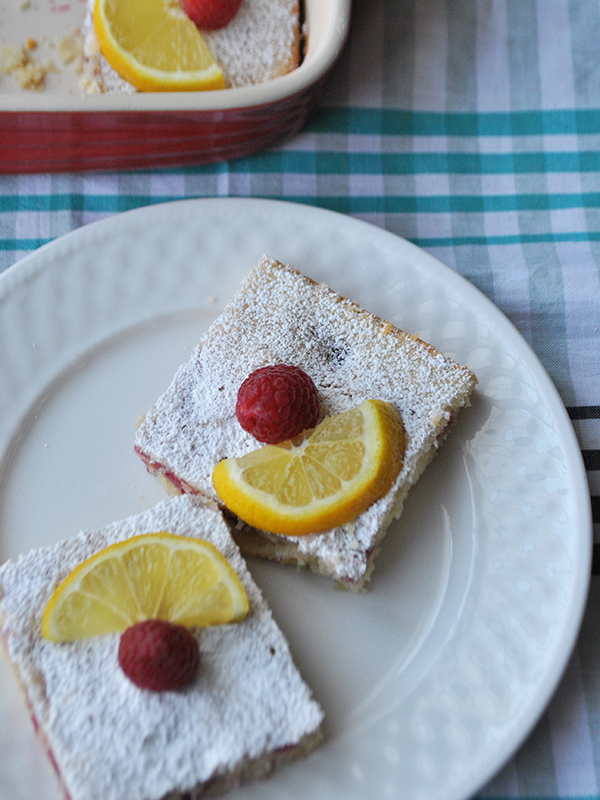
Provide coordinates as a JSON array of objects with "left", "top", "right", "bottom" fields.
[{"left": 134, "top": 446, "right": 199, "bottom": 496}]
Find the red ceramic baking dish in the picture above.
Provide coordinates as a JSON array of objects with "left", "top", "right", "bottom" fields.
[{"left": 0, "top": 0, "right": 350, "bottom": 173}]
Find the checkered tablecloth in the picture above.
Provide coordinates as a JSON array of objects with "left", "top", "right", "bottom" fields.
[{"left": 1, "top": 0, "right": 599, "bottom": 797}]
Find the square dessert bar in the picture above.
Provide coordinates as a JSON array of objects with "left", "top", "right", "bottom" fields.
[
  {"left": 0, "top": 496, "right": 323, "bottom": 800},
  {"left": 134, "top": 256, "right": 477, "bottom": 590},
  {"left": 81, "top": 0, "right": 300, "bottom": 93}
]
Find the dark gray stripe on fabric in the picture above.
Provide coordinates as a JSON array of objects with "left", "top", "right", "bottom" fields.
[
  {"left": 445, "top": 1, "right": 494, "bottom": 298},
  {"left": 382, "top": 0, "right": 416, "bottom": 107},
  {"left": 446, "top": 0, "right": 478, "bottom": 112},
  {"left": 568, "top": 0, "right": 600, "bottom": 290},
  {"left": 506, "top": 0, "right": 542, "bottom": 110}
]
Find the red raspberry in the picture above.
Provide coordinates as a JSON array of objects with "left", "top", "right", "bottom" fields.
[
  {"left": 181, "top": 0, "right": 243, "bottom": 30},
  {"left": 235, "top": 365, "right": 320, "bottom": 444},
  {"left": 118, "top": 620, "right": 200, "bottom": 692}
]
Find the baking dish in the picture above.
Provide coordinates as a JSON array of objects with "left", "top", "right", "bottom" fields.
[{"left": 0, "top": 0, "right": 350, "bottom": 173}]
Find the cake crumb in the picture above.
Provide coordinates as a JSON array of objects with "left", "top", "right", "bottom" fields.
[
  {"left": 0, "top": 42, "right": 56, "bottom": 90},
  {"left": 17, "top": 0, "right": 31, "bottom": 9},
  {"left": 26, "top": 37, "right": 37, "bottom": 50},
  {"left": 53, "top": 30, "right": 83, "bottom": 72},
  {"left": 78, "top": 72, "right": 102, "bottom": 93}
]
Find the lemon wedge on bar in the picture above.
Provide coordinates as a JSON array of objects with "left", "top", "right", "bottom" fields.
[
  {"left": 93, "top": 0, "right": 225, "bottom": 92},
  {"left": 213, "top": 399, "right": 405, "bottom": 536},
  {"left": 42, "top": 533, "right": 249, "bottom": 642}
]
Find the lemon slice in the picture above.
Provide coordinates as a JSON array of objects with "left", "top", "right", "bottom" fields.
[
  {"left": 93, "top": 0, "right": 225, "bottom": 92},
  {"left": 42, "top": 533, "right": 249, "bottom": 642},
  {"left": 213, "top": 399, "right": 405, "bottom": 536}
]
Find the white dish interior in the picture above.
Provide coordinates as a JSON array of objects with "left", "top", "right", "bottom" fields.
[{"left": 0, "top": 0, "right": 350, "bottom": 111}]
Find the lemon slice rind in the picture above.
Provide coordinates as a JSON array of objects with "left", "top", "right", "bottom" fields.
[
  {"left": 92, "top": 0, "right": 225, "bottom": 92},
  {"left": 41, "top": 532, "right": 249, "bottom": 643},
  {"left": 213, "top": 399, "right": 405, "bottom": 537}
]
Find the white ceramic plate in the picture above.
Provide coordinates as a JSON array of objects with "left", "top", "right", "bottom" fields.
[{"left": 0, "top": 198, "right": 592, "bottom": 800}]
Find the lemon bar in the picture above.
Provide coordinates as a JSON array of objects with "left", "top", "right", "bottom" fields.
[
  {"left": 0, "top": 495, "right": 323, "bottom": 800},
  {"left": 134, "top": 256, "right": 477, "bottom": 590},
  {"left": 80, "top": 0, "right": 300, "bottom": 93}
]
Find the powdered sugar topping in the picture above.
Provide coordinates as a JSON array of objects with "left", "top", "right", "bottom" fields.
[
  {"left": 0, "top": 496, "right": 323, "bottom": 800},
  {"left": 80, "top": 0, "right": 299, "bottom": 92},
  {"left": 135, "top": 257, "right": 476, "bottom": 585}
]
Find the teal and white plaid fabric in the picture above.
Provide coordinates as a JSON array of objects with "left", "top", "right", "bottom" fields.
[{"left": 1, "top": 0, "right": 599, "bottom": 796}]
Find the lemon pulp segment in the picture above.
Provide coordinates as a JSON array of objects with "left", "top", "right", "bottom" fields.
[
  {"left": 93, "top": 0, "right": 225, "bottom": 92},
  {"left": 42, "top": 532, "right": 249, "bottom": 642},
  {"left": 213, "top": 399, "right": 406, "bottom": 536}
]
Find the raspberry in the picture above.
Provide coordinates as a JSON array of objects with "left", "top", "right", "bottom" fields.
[
  {"left": 118, "top": 620, "right": 200, "bottom": 692},
  {"left": 181, "top": 0, "right": 243, "bottom": 30},
  {"left": 235, "top": 365, "right": 320, "bottom": 444}
]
